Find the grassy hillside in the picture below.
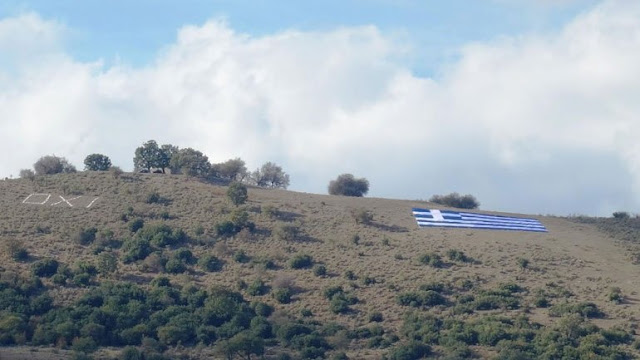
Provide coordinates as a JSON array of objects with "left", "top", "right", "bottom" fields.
[{"left": 1, "top": 172, "right": 639, "bottom": 359}]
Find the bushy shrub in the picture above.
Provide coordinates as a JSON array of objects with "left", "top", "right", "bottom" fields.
[
  {"left": 429, "top": 193, "right": 479, "bottom": 209},
  {"left": 352, "top": 208, "right": 374, "bottom": 224},
  {"left": 273, "top": 288, "right": 293, "bottom": 304},
  {"left": 32, "top": 259, "right": 59, "bottom": 277},
  {"left": 252, "top": 302, "right": 274, "bottom": 317},
  {"left": 6, "top": 238, "right": 29, "bottom": 261},
  {"left": 247, "top": 279, "right": 269, "bottom": 296},
  {"left": 164, "top": 259, "right": 187, "bottom": 274},
  {"left": 198, "top": 254, "right": 223, "bottom": 272},
  {"left": 273, "top": 224, "right": 300, "bottom": 242},
  {"left": 386, "top": 341, "right": 431, "bottom": 360},
  {"left": 608, "top": 287, "right": 623, "bottom": 304},
  {"left": 328, "top": 174, "right": 369, "bottom": 197},
  {"left": 227, "top": 182, "right": 248, "bottom": 206},
  {"left": 612, "top": 211, "right": 630, "bottom": 219},
  {"left": 121, "top": 238, "right": 152, "bottom": 263},
  {"left": 233, "top": 250, "right": 251, "bottom": 263},
  {"left": 129, "top": 218, "right": 145, "bottom": 233},
  {"left": 74, "top": 227, "right": 98, "bottom": 245},
  {"left": 369, "top": 312, "right": 384, "bottom": 322},
  {"left": 313, "top": 265, "right": 327, "bottom": 277},
  {"left": 549, "top": 302, "right": 604, "bottom": 318},
  {"left": 397, "top": 291, "right": 446, "bottom": 308},
  {"left": 418, "top": 253, "right": 444, "bottom": 268},
  {"left": 446, "top": 249, "right": 472, "bottom": 263},
  {"left": 289, "top": 254, "right": 313, "bottom": 269}
]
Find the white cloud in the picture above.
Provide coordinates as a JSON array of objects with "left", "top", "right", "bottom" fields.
[{"left": 1, "top": 1, "right": 640, "bottom": 215}]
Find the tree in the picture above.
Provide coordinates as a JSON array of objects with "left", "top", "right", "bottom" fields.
[
  {"left": 169, "top": 148, "right": 211, "bottom": 177},
  {"left": 328, "top": 174, "right": 369, "bottom": 197},
  {"left": 214, "top": 158, "right": 248, "bottom": 182},
  {"left": 252, "top": 162, "right": 290, "bottom": 189},
  {"left": 227, "top": 182, "right": 248, "bottom": 206},
  {"left": 133, "top": 140, "right": 176, "bottom": 173},
  {"left": 84, "top": 154, "right": 112, "bottom": 171},
  {"left": 33, "top": 155, "right": 76, "bottom": 175},
  {"left": 217, "top": 331, "right": 264, "bottom": 360}
]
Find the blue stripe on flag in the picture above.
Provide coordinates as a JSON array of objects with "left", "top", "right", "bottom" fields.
[{"left": 412, "top": 208, "right": 547, "bottom": 232}]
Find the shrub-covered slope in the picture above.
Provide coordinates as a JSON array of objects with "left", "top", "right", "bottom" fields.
[{"left": 1, "top": 172, "right": 639, "bottom": 359}]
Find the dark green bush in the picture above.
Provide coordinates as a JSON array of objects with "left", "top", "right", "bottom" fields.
[
  {"left": 74, "top": 227, "right": 98, "bottom": 245},
  {"left": 121, "top": 238, "right": 152, "bottom": 263},
  {"left": 164, "top": 259, "right": 186, "bottom": 274},
  {"left": 397, "top": 291, "right": 446, "bottom": 308},
  {"left": 313, "top": 264, "right": 327, "bottom": 277},
  {"left": 418, "top": 253, "right": 444, "bottom": 268},
  {"left": 198, "top": 254, "right": 223, "bottom": 272},
  {"left": 549, "top": 302, "right": 604, "bottom": 318},
  {"left": 386, "top": 341, "right": 431, "bottom": 360},
  {"left": 227, "top": 182, "right": 248, "bottom": 206},
  {"left": 446, "top": 249, "right": 472, "bottom": 263},
  {"left": 173, "top": 248, "right": 196, "bottom": 264},
  {"left": 369, "top": 312, "right": 384, "bottom": 322},
  {"left": 273, "top": 288, "right": 293, "bottom": 304},
  {"left": 247, "top": 279, "right": 269, "bottom": 296},
  {"left": 233, "top": 250, "right": 250, "bottom": 263},
  {"left": 289, "top": 254, "right": 313, "bottom": 269},
  {"left": 31, "top": 259, "right": 59, "bottom": 277},
  {"left": 129, "top": 218, "right": 145, "bottom": 233}
]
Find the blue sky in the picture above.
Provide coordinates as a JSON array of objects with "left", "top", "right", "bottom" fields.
[
  {"left": 2, "top": 0, "right": 639, "bottom": 216},
  {"left": 0, "top": 0, "right": 599, "bottom": 74}
]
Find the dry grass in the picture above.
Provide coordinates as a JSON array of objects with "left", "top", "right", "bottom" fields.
[{"left": 1, "top": 172, "right": 640, "bottom": 358}]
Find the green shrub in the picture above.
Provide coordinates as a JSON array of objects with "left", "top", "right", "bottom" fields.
[
  {"left": 198, "top": 254, "right": 223, "bottom": 272},
  {"left": 289, "top": 254, "right": 313, "bottom": 269},
  {"left": 273, "top": 288, "right": 293, "bottom": 304},
  {"left": 418, "top": 253, "right": 444, "bottom": 268},
  {"left": 233, "top": 250, "right": 250, "bottom": 263},
  {"left": 121, "top": 238, "right": 152, "bottom": 263},
  {"left": 71, "top": 336, "right": 98, "bottom": 353},
  {"left": 216, "top": 221, "right": 238, "bottom": 237},
  {"left": 247, "top": 279, "right": 269, "bottom": 296},
  {"left": 446, "top": 249, "right": 472, "bottom": 263},
  {"left": 6, "top": 238, "right": 29, "bottom": 261},
  {"left": 74, "top": 228, "right": 98, "bottom": 245},
  {"left": 549, "top": 302, "right": 604, "bottom": 318},
  {"left": 300, "top": 308, "right": 313, "bottom": 317},
  {"left": 273, "top": 224, "right": 300, "bottom": 242},
  {"left": 369, "top": 312, "right": 384, "bottom": 322},
  {"left": 227, "top": 182, "right": 249, "bottom": 206},
  {"left": 608, "top": 287, "right": 623, "bottom": 304},
  {"left": 313, "top": 264, "right": 327, "bottom": 277},
  {"left": 397, "top": 291, "right": 446, "bottom": 308},
  {"left": 517, "top": 257, "right": 530, "bottom": 269},
  {"left": 344, "top": 270, "right": 357, "bottom": 280},
  {"left": 173, "top": 248, "right": 195, "bottom": 264},
  {"left": 386, "top": 341, "right": 431, "bottom": 360},
  {"left": 252, "top": 302, "right": 274, "bottom": 317},
  {"left": 612, "top": 211, "right": 630, "bottom": 219},
  {"left": 164, "top": 259, "right": 186, "bottom": 274},
  {"left": 145, "top": 191, "right": 161, "bottom": 204},
  {"left": 73, "top": 273, "right": 93, "bottom": 287},
  {"left": 32, "top": 259, "right": 59, "bottom": 277},
  {"left": 129, "top": 218, "right": 145, "bottom": 233}
]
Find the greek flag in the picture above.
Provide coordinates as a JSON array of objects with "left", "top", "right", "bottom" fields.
[{"left": 412, "top": 208, "right": 547, "bottom": 232}]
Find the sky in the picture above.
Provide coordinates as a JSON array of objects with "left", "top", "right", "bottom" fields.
[{"left": 0, "top": 0, "right": 638, "bottom": 216}]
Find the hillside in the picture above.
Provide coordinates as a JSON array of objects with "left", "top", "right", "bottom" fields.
[{"left": 1, "top": 172, "right": 640, "bottom": 359}]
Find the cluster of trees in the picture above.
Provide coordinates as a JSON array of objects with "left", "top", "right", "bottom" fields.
[
  {"left": 132, "top": 140, "right": 289, "bottom": 189},
  {"left": 18, "top": 140, "right": 290, "bottom": 190}
]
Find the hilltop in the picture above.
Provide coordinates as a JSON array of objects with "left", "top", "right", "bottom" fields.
[{"left": 1, "top": 172, "right": 640, "bottom": 359}]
